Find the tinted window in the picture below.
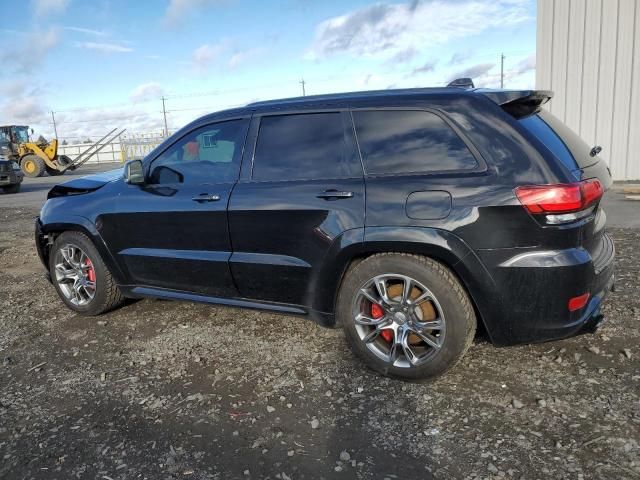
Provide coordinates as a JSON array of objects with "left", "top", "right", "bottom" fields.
[
  {"left": 149, "top": 119, "right": 246, "bottom": 184},
  {"left": 352, "top": 110, "right": 478, "bottom": 174},
  {"left": 252, "top": 113, "right": 359, "bottom": 181},
  {"left": 519, "top": 110, "right": 594, "bottom": 170}
]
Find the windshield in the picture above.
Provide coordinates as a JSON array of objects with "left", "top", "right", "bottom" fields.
[{"left": 14, "top": 127, "right": 29, "bottom": 143}]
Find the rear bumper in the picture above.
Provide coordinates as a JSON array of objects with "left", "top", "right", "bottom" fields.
[
  {"left": 476, "top": 232, "right": 615, "bottom": 346},
  {"left": 0, "top": 171, "right": 23, "bottom": 186}
]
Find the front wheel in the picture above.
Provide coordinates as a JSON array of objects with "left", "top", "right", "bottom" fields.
[
  {"left": 338, "top": 253, "right": 476, "bottom": 380},
  {"left": 49, "top": 231, "right": 125, "bottom": 315}
]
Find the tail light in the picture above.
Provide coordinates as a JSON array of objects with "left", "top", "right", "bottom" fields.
[{"left": 515, "top": 179, "right": 603, "bottom": 224}]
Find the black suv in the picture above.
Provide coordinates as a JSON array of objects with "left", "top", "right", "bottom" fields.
[{"left": 36, "top": 87, "right": 615, "bottom": 379}]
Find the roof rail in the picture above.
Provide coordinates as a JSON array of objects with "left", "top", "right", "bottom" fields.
[{"left": 447, "top": 77, "right": 475, "bottom": 89}]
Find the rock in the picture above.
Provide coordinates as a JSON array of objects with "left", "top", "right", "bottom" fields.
[
  {"left": 488, "top": 463, "right": 499, "bottom": 474},
  {"left": 537, "top": 399, "right": 547, "bottom": 408},
  {"left": 97, "top": 320, "right": 107, "bottom": 326},
  {"left": 334, "top": 466, "right": 343, "bottom": 472},
  {"left": 310, "top": 419, "right": 320, "bottom": 429},
  {"left": 339, "top": 450, "right": 351, "bottom": 462},
  {"left": 2, "top": 357, "right": 12, "bottom": 366},
  {"left": 587, "top": 346, "right": 600, "bottom": 354},
  {"left": 622, "top": 348, "right": 632, "bottom": 359},
  {"left": 266, "top": 405, "right": 276, "bottom": 413},
  {"left": 287, "top": 450, "right": 295, "bottom": 457},
  {"left": 244, "top": 470, "right": 250, "bottom": 476},
  {"left": 100, "top": 372, "right": 107, "bottom": 382},
  {"left": 512, "top": 398, "right": 524, "bottom": 409}
]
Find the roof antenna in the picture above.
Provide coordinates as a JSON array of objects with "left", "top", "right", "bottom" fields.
[{"left": 447, "top": 77, "right": 475, "bottom": 89}]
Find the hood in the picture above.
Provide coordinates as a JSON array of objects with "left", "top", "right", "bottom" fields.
[{"left": 48, "top": 167, "right": 123, "bottom": 198}]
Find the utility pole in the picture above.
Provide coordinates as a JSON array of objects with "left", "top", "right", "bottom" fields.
[
  {"left": 51, "top": 111, "right": 59, "bottom": 139},
  {"left": 299, "top": 78, "right": 306, "bottom": 96},
  {"left": 500, "top": 53, "right": 505, "bottom": 89},
  {"left": 161, "top": 96, "right": 169, "bottom": 137}
]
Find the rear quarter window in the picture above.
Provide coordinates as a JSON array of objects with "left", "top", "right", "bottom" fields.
[
  {"left": 519, "top": 110, "right": 595, "bottom": 170},
  {"left": 352, "top": 110, "right": 478, "bottom": 175}
]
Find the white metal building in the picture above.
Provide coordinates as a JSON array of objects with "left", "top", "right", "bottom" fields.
[{"left": 536, "top": 0, "right": 640, "bottom": 180}]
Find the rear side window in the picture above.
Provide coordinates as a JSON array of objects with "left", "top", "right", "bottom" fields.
[
  {"left": 352, "top": 110, "right": 478, "bottom": 175},
  {"left": 252, "top": 113, "right": 359, "bottom": 181},
  {"left": 519, "top": 110, "right": 595, "bottom": 170}
]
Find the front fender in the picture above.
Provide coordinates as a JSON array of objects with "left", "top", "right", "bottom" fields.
[{"left": 37, "top": 211, "right": 127, "bottom": 286}]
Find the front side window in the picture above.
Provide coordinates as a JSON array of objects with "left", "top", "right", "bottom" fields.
[
  {"left": 252, "top": 113, "right": 359, "bottom": 181},
  {"left": 149, "top": 119, "right": 246, "bottom": 184},
  {"left": 352, "top": 110, "right": 478, "bottom": 175}
]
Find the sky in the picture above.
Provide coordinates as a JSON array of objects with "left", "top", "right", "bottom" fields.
[{"left": 0, "top": 0, "right": 537, "bottom": 141}]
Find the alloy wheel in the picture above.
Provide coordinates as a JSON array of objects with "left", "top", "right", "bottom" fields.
[
  {"left": 352, "top": 274, "right": 446, "bottom": 368},
  {"left": 53, "top": 244, "right": 97, "bottom": 306}
]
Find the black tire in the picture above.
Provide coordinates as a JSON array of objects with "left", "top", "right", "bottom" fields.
[
  {"left": 20, "top": 154, "right": 45, "bottom": 178},
  {"left": 337, "top": 253, "right": 476, "bottom": 380},
  {"left": 1, "top": 183, "right": 20, "bottom": 194},
  {"left": 57, "top": 155, "right": 72, "bottom": 166},
  {"left": 46, "top": 166, "right": 64, "bottom": 176},
  {"left": 49, "top": 231, "right": 125, "bottom": 315}
]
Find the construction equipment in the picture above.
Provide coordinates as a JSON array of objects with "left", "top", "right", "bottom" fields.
[{"left": 0, "top": 125, "right": 125, "bottom": 178}]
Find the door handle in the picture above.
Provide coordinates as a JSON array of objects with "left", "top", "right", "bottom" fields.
[
  {"left": 191, "top": 194, "right": 221, "bottom": 203},
  {"left": 316, "top": 190, "right": 354, "bottom": 199}
]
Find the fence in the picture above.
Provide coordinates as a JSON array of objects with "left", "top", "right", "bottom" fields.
[{"left": 57, "top": 130, "right": 171, "bottom": 164}]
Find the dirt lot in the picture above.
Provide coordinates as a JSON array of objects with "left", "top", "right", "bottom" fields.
[{"left": 1, "top": 182, "right": 639, "bottom": 479}]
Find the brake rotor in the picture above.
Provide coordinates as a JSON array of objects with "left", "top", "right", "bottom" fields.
[{"left": 387, "top": 284, "right": 436, "bottom": 345}]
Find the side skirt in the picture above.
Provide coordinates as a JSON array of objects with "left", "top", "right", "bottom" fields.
[{"left": 119, "top": 286, "right": 335, "bottom": 327}]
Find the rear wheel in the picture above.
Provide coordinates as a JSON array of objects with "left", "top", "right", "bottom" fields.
[
  {"left": 20, "top": 154, "right": 45, "bottom": 178},
  {"left": 49, "top": 231, "right": 125, "bottom": 315},
  {"left": 338, "top": 253, "right": 476, "bottom": 380}
]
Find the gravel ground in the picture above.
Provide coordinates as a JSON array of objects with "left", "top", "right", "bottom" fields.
[{"left": 0, "top": 206, "right": 639, "bottom": 480}]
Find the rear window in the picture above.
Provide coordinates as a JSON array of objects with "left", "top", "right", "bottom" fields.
[
  {"left": 519, "top": 110, "right": 595, "bottom": 170},
  {"left": 252, "top": 113, "right": 359, "bottom": 181},
  {"left": 352, "top": 110, "right": 478, "bottom": 175}
]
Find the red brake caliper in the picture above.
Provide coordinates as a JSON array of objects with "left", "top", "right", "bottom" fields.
[
  {"left": 371, "top": 303, "right": 393, "bottom": 343},
  {"left": 85, "top": 259, "right": 95, "bottom": 282}
]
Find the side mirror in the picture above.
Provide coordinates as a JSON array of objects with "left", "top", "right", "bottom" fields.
[{"left": 124, "top": 159, "right": 145, "bottom": 185}]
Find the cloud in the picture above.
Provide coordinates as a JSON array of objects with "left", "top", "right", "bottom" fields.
[
  {"left": 63, "top": 26, "right": 107, "bottom": 36},
  {"left": 411, "top": 60, "right": 436, "bottom": 75},
  {"left": 33, "top": 0, "right": 70, "bottom": 16},
  {"left": 163, "top": 0, "right": 227, "bottom": 27},
  {"left": 74, "top": 42, "right": 133, "bottom": 53},
  {"left": 0, "top": 28, "right": 60, "bottom": 73},
  {"left": 0, "top": 79, "right": 49, "bottom": 129},
  {"left": 514, "top": 52, "right": 535, "bottom": 75},
  {"left": 191, "top": 41, "right": 229, "bottom": 70},
  {"left": 448, "top": 50, "right": 473, "bottom": 66},
  {"left": 307, "top": 0, "right": 531, "bottom": 60},
  {"left": 129, "top": 82, "right": 166, "bottom": 102},
  {"left": 385, "top": 47, "right": 418, "bottom": 65},
  {"left": 228, "top": 47, "right": 264, "bottom": 68},
  {"left": 449, "top": 62, "right": 495, "bottom": 81}
]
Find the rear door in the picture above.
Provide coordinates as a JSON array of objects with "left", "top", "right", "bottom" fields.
[
  {"left": 104, "top": 118, "right": 249, "bottom": 296},
  {"left": 228, "top": 111, "right": 365, "bottom": 306}
]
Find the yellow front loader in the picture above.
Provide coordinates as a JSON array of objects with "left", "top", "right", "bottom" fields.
[{"left": 0, "top": 125, "right": 124, "bottom": 178}]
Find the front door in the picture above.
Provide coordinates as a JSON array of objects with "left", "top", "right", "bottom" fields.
[
  {"left": 103, "top": 118, "right": 249, "bottom": 296},
  {"left": 228, "top": 111, "right": 365, "bottom": 307}
]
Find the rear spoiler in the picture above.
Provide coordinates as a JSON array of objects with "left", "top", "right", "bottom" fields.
[{"left": 477, "top": 89, "right": 553, "bottom": 118}]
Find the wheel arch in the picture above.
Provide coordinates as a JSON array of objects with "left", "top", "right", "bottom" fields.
[
  {"left": 311, "top": 226, "right": 503, "bottom": 343},
  {"left": 38, "top": 217, "right": 127, "bottom": 285}
]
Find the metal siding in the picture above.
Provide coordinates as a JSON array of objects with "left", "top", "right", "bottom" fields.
[
  {"left": 565, "top": 0, "right": 586, "bottom": 130},
  {"left": 537, "top": 0, "right": 639, "bottom": 180},
  {"left": 550, "top": 0, "right": 570, "bottom": 118},
  {"left": 580, "top": 0, "right": 603, "bottom": 145},
  {"left": 625, "top": 0, "right": 640, "bottom": 179}
]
